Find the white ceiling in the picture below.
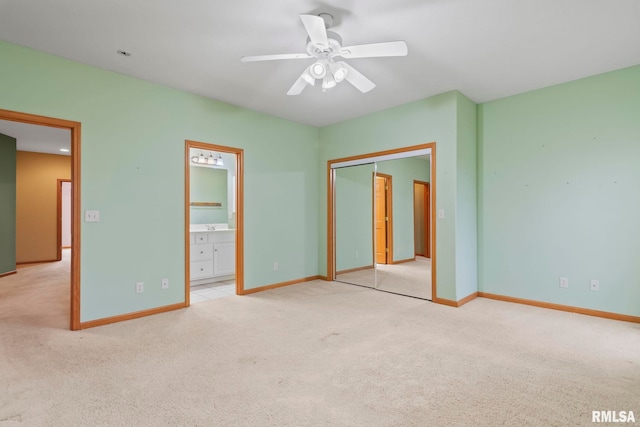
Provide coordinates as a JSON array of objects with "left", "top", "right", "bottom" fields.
[
  {"left": 0, "top": 119, "right": 71, "bottom": 155},
  {"left": 0, "top": 0, "right": 639, "bottom": 127}
]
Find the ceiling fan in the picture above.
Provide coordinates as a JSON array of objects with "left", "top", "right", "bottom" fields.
[{"left": 241, "top": 13, "right": 408, "bottom": 95}]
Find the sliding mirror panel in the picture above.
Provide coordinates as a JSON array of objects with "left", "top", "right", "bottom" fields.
[
  {"left": 335, "top": 163, "right": 376, "bottom": 288},
  {"left": 374, "top": 156, "right": 432, "bottom": 300}
]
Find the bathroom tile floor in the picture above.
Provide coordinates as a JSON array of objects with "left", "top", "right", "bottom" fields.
[{"left": 190, "top": 280, "right": 236, "bottom": 303}]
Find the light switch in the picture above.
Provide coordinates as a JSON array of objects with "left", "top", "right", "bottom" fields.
[
  {"left": 438, "top": 209, "right": 445, "bottom": 219},
  {"left": 559, "top": 277, "right": 569, "bottom": 288},
  {"left": 85, "top": 210, "right": 100, "bottom": 222}
]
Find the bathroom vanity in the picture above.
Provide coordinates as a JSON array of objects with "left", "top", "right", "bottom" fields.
[{"left": 189, "top": 224, "right": 235, "bottom": 285}]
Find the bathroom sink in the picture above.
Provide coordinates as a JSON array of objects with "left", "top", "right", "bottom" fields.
[{"left": 189, "top": 224, "right": 230, "bottom": 232}]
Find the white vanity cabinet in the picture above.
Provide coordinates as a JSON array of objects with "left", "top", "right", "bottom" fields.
[
  {"left": 190, "top": 237, "right": 214, "bottom": 280},
  {"left": 190, "top": 229, "right": 235, "bottom": 283},
  {"left": 213, "top": 241, "right": 235, "bottom": 277}
]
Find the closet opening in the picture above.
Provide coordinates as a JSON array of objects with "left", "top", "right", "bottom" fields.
[{"left": 328, "top": 143, "right": 436, "bottom": 300}]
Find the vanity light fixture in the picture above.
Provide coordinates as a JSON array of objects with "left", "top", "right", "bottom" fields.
[
  {"left": 207, "top": 152, "right": 216, "bottom": 165},
  {"left": 60, "top": 148, "right": 70, "bottom": 153},
  {"left": 191, "top": 151, "right": 206, "bottom": 164},
  {"left": 191, "top": 150, "right": 224, "bottom": 167}
]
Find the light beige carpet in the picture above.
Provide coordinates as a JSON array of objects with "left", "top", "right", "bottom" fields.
[
  {"left": 1, "top": 255, "right": 639, "bottom": 426},
  {"left": 377, "top": 257, "right": 431, "bottom": 300},
  {"left": 337, "top": 258, "right": 431, "bottom": 300},
  {"left": 336, "top": 267, "right": 376, "bottom": 289}
]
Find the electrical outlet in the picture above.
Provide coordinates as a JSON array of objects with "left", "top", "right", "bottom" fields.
[
  {"left": 273, "top": 262, "right": 278, "bottom": 271},
  {"left": 559, "top": 277, "right": 569, "bottom": 288},
  {"left": 136, "top": 282, "right": 144, "bottom": 293},
  {"left": 590, "top": 279, "right": 600, "bottom": 291},
  {"left": 161, "top": 278, "right": 169, "bottom": 290}
]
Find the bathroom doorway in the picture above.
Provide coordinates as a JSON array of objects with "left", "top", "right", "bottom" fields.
[{"left": 184, "top": 140, "right": 244, "bottom": 305}]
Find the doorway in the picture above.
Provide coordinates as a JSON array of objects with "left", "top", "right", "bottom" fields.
[
  {"left": 185, "top": 140, "right": 244, "bottom": 305},
  {"left": 0, "top": 108, "right": 81, "bottom": 330},
  {"left": 57, "top": 179, "right": 72, "bottom": 261}
]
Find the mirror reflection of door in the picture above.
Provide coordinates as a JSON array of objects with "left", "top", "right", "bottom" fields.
[
  {"left": 374, "top": 174, "right": 391, "bottom": 265},
  {"left": 413, "top": 181, "right": 430, "bottom": 258}
]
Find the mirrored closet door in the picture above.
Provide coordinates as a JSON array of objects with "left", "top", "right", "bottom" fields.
[
  {"left": 331, "top": 148, "right": 433, "bottom": 300},
  {"left": 334, "top": 162, "right": 376, "bottom": 288},
  {"left": 373, "top": 157, "right": 432, "bottom": 300}
]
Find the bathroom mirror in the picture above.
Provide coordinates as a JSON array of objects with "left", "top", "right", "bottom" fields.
[
  {"left": 331, "top": 146, "right": 433, "bottom": 300},
  {"left": 189, "top": 148, "right": 237, "bottom": 228}
]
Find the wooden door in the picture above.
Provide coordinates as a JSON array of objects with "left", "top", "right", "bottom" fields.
[
  {"left": 375, "top": 175, "right": 388, "bottom": 264},
  {"left": 413, "top": 181, "right": 430, "bottom": 258}
]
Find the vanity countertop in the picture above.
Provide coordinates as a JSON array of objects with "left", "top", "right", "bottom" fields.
[{"left": 189, "top": 224, "right": 234, "bottom": 233}]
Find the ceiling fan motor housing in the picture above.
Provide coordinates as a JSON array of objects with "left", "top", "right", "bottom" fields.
[
  {"left": 318, "top": 13, "right": 334, "bottom": 29},
  {"left": 306, "top": 31, "right": 343, "bottom": 56}
]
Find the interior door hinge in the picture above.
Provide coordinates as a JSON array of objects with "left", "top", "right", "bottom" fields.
[
  {"left": 385, "top": 216, "right": 389, "bottom": 221},
  {"left": 385, "top": 248, "right": 389, "bottom": 252}
]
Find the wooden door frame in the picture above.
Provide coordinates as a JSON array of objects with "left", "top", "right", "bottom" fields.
[
  {"left": 328, "top": 142, "right": 437, "bottom": 301},
  {"left": 56, "top": 179, "right": 72, "bottom": 261},
  {"left": 374, "top": 172, "right": 393, "bottom": 264},
  {"left": 185, "top": 140, "right": 244, "bottom": 304},
  {"left": 0, "top": 108, "right": 82, "bottom": 330},
  {"left": 413, "top": 180, "right": 430, "bottom": 258}
]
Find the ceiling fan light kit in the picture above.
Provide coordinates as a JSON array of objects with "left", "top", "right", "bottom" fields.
[
  {"left": 330, "top": 62, "right": 348, "bottom": 82},
  {"left": 241, "top": 13, "right": 408, "bottom": 96},
  {"left": 309, "top": 61, "right": 327, "bottom": 79}
]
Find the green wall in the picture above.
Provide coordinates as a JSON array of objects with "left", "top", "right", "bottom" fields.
[
  {"left": 478, "top": 64, "right": 640, "bottom": 316},
  {"left": 189, "top": 166, "right": 228, "bottom": 224},
  {"left": 455, "top": 93, "right": 478, "bottom": 300},
  {"left": 0, "top": 133, "right": 17, "bottom": 275},
  {"left": 0, "top": 40, "right": 319, "bottom": 322}
]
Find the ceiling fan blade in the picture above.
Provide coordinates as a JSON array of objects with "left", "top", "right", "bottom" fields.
[
  {"left": 287, "top": 69, "right": 315, "bottom": 96},
  {"left": 241, "top": 53, "right": 312, "bottom": 62},
  {"left": 300, "top": 14, "right": 328, "bottom": 48},
  {"left": 342, "top": 62, "right": 376, "bottom": 93},
  {"left": 340, "top": 41, "right": 408, "bottom": 59}
]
